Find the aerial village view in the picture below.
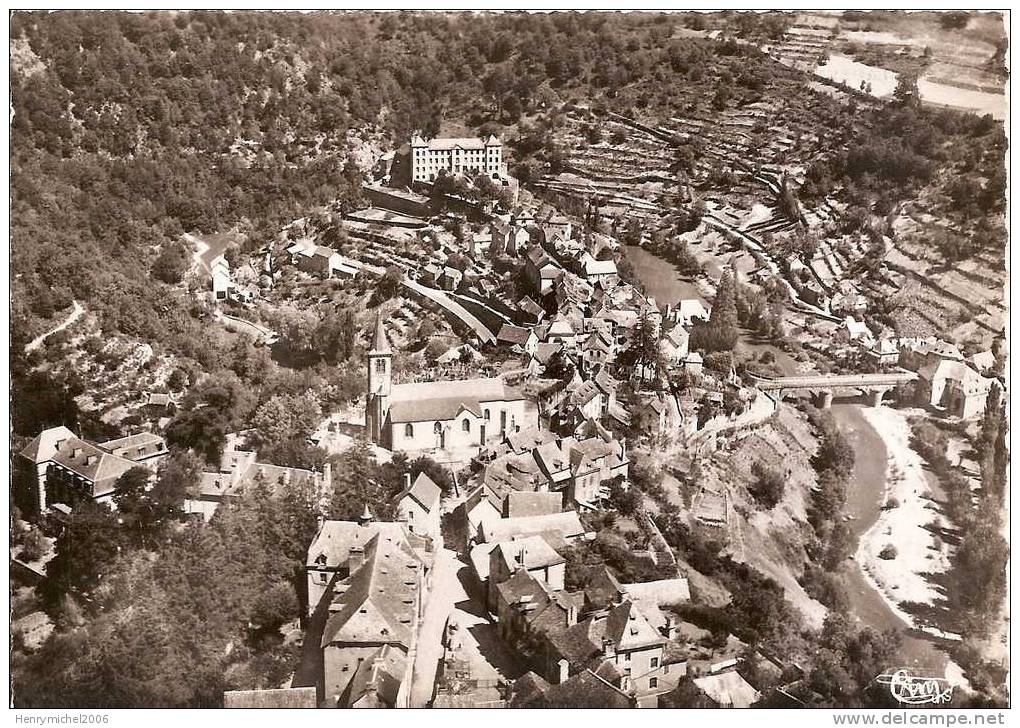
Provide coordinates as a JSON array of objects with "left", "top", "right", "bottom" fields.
[{"left": 8, "top": 8, "right": 1010, "bottom": 714}]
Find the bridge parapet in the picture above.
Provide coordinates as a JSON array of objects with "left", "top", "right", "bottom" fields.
[{"left": 748, "top": 371, "right": 917, "bottom": 392}]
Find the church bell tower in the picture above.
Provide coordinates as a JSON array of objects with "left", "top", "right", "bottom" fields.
[{"left": 367, "top": 317, "right": 392, "bottom": 443}]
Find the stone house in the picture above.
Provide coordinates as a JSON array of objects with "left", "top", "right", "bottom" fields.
[
  {"left": 18, "top": 427, "right": 168, "bottom": 514},
  {"left": 394, "top": 472, "right": 443, "bottom": 539}
]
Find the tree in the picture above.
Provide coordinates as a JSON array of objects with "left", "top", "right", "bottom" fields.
[
  {"left": 151, "top": 449, "right": 205, "bottom": 516},
  {"left": 372, "top": 265, "right": 403, "bottom": 304},
  {"left": 18, "top": 528, "right": 49, "bottom": 563},
  {"left": 750, "top": 461, "right": 785, "bottom": 508},
  {"left": 618, "top": 312, "right": 663, "bottom": 381},
  {"left": 166, "top": 373, "right": 255, "bottom": 462},
  {"left": 324, "top": 442, "right": 397, "bottom": 521},
  {"left": 151, "top": 240, "right": 191, "bottom": 284},
  {"left": 113, "top": 466, "right": 163, "bottom": 549},
  {"left": 257, "top": 438, "right": 328, "bottom": 471},
  {"left": 250, "top": 391, "right": 322, "bottom": 448},
  {"left": 893, "top": 73, "right": 921, "bottom": 110},
  {"left": 691, "top": 270, "right": 739, "bottom": 353},
  {"left": 607, "top": 478, "right": 642, "bottom": 516},
  {"left": 40, "top": 500, "right": 125, "bottom": 606},
  {"left": 660, "top": 676, "right": 712, "bottom": 708},
  {"left": 250, "top": 581, "right": 299, "bottom": 632}
]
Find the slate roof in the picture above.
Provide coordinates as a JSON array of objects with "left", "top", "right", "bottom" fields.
[
  {"left": 676, "top": 299, "right": 710, "bottom": 322},
  {"left": 481, "top": 510, "right": 584, "bottom": 544},
  {"left": 100, "top": 432, "right": 167, "bottom": 460},
  {"left": 505, "top": 426, "right": 557, "bottom": 454},
  {"left": 604, "top": 601, "right": 666, "bottom": 652},
  {"left": 370, "top": 316, "right": 392, "bottom": 354},
  {"left": 510, "top": 672, "right": 551, "bottom": 707},
  {"left": 343, "top": 644, "right": 407, "bottom": 708},
  {"left": 321, "top": 532, "right": 424, "bottom": 649},
  {"left": 495, "top": 567, "right": 552, "bottom": 607},
  {"left": 539, "top": 669, "right": 633, "bottom": 708},
  {"left": 547, "top": 617, "right": 604, "bottom": 667},
  {"left": 396, "top": 472, "right": 442, "bottom": 514},
  {"left": 531, "top": 342, "right": 563, "bottom": 366},
  {"left": 48, "top": 439, "right": 138, "bottom": 493},
  {"left": 223, "top": 687, "right": 317, "bottom": 708},
  {"left": 583, "top": 256, "right": 618, "bottom": 276},
  {"left": 919, "top": 359, "right": 984, "bottom": 387},
  {"left": 570, "top": 380, "right": 602, "bottom": 407},
  {"left": 518, "top": 296, "right": 545, "bottom": 318},
  {"left": 505, "top": 491, "right": 562, "bottom": 518},
  {"left": 19, "top": 426, "right": 78, "bottom": 464},
  {"left": 412, "top": 135, "right": 498, "bottom": 150},
  {"left": 621, "top": 578, "right": 692, "bottom": 607},
  {"left": 693, "top": 671, "right": 762, "bottom": 708},
  {"left": 388, "top": 378, "right": 524, "bottom": 424},
  {"left": 497, "top": 324, "right": 534, "bottom": 346},
  {"left": 306, "top": 520, "right": 409, "bottom": 568},
  {"left": 492, "top": 534, "right": 565, "bottom": 573},
  {"left": 582, "top": 566, "right": 624, "bottom": 609}
]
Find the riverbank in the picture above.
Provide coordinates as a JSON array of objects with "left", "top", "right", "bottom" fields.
[
  {"left": 856, "top": 406, "right": 953, "bottom": 633},
  {"left": 829, "top": 405, "right": 951, "bottom": 680}
]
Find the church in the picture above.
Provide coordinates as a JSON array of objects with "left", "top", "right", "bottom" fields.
[{"left": 366, "top": 319, "right": 533, "bottom": 455}]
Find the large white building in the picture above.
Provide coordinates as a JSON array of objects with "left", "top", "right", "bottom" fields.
[
  {"left": 366, "top": 318, "right": 532, "bottom": 455},
  {"left": 410, "top": 134, "right": 503, "bottom": 183}
]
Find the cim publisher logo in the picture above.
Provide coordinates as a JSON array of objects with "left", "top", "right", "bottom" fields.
[{"left": 876, "top": 669, "right": 953, "bottom": 706}]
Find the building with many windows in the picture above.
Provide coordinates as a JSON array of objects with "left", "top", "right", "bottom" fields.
[
  {"left": 410, "top": 135, "right": 503, "bottom": 183},
  {"left": 366, "top": 318, "right": 533, "bottom": 455},
  {"left": 17, "top": 426, "right": 168, "bottom": 514}
]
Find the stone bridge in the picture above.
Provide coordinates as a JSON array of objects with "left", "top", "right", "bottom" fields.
[{"left": 748, "top": 371, "right": 918, "bottom": 408}]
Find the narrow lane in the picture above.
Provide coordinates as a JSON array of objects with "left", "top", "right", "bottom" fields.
[
  {"left": 24, "top": 301, "right": 85, "bottom": 353},
  {"left": 409, "top": 546, "right": 459, "bottom": 707}
]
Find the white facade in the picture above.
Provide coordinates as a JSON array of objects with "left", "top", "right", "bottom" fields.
[{"left": 411, "top": 135, "right": 503, "bottom": 183}]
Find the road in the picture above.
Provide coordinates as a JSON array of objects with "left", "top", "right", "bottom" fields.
[
  {"left": 214, "top": 310, "right": 278, "bottom": 344},
  {"left": 703, "top": 214, "right": 839, "bottom": 322},
  {"left": 408, "top": 546, "right": 524, "bottom": 707},
  {"left": 24, "top": 300, "right": 84, "bottom": 353},
  {"left": 352, "top": 257, "right": 497, "bottom": 344},
  {"left": 752, "top": 372, "right": 917, "bottom": 391},
  {"left": 402, "top": 279, "right": 496, "bottom": 344},
  {"left": 409, "top": 546, "right": 460, "bottom": 707}
]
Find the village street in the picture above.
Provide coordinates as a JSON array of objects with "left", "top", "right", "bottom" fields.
[{"left": 408, "top": 543, "right": 524, "bottom": 707}]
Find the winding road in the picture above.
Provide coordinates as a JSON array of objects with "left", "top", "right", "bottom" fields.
[{"left": 24, "top": 300, "right": 85, "bottom": 353}]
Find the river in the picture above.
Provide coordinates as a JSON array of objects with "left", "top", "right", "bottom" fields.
[
  {"left": 829, "top": 404, "right": 949, "bottom": 676},
  {"left": 624, "top": 245, "right": 707, "bottom": 306},
  {"left": 813, "top": 54, "right": 1006, "bottom": 120}
]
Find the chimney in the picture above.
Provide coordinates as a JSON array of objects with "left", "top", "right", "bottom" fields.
[
  {"left": 602, "top": 637, "right": 615, "bottom": 658},
  {"left": 665, "top": 613, "right": 680, "bottom": 641},
  {"left": 404, "top": 472, "right": 412, "bottom": 490},
  {"left": 558, "top": 658, "right": 570, "bottom": 685},
  {"left": 322, "top": 462, "right": 332, "bottom": 490},
  {"left": 283, "top": 470, "right": 291, "bottom": 485},
  {"left": 515, "top": 546, "right": 527, "bottom": 571},
  {"left": 359, "top": 503, "right": 373, "bottom": 526},
  {"left": 567, "top": 603, "right": 578, "bottom": 626},
  {"left": 86, "top": 454, "right": 98, "bottom": 466},
  {"left": 348, "top": 545, "right": 365, "bottom": 573},
  {"left": 72, "top": 447, "right": 83, "bottom": 459}
]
